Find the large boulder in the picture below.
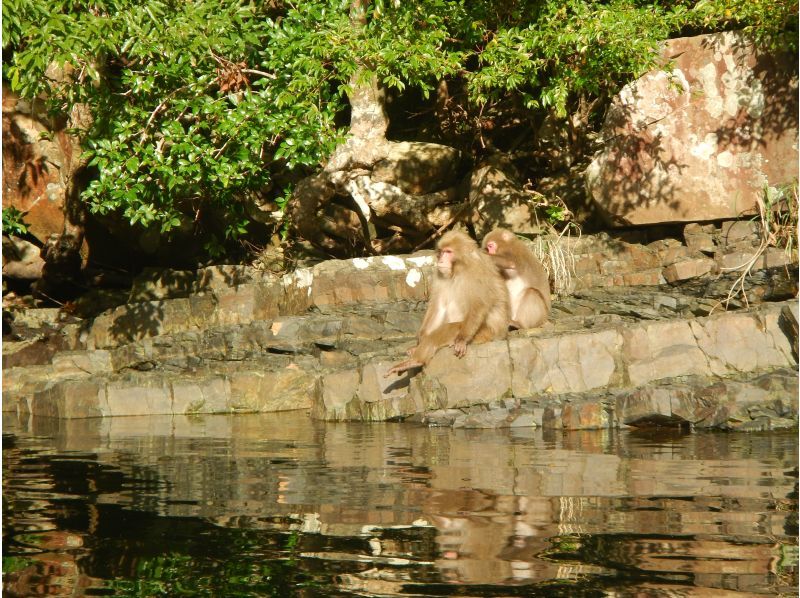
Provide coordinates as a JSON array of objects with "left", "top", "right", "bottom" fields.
[
  {"left": 2, "top": 84, "right": 83, "bottom": 245},
  {"left": 466, "top": 157, "right": 547, "bottom": 238},
  {"left": 586, "top": 31, "right": 798, "bottom": 226},
  {"left": 2, "top": 235, "right": 44, "bottom": 281},
  {"left": 370, "top": 141, "right": 463, "bottom": 195}
]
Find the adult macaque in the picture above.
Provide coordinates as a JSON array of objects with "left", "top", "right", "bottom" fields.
[
  {"left": 386, "top": 230, "right": 509, "bottom": 376},
  {"left": 482, "top": 228, "right": 551, "bottom": 329}
]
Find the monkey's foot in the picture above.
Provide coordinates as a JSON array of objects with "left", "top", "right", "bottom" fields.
[
  {"left": 385, "top": 359, "right": 424, "bottom": 377},
  {"left": 452, "top": 338, "right": 467, "bottom": 358}
]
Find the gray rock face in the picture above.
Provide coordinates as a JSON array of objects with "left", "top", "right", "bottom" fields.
[
  {"left": 586, "top": 31, "right": 798, "bottom": 226},
  {"left": 466, "top": 160, "right": 545, "bottom": 237},
  {"left": 24, "top": 358, "right": 320, "bottom": 420}
]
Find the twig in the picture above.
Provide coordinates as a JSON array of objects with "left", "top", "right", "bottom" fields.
[
  {"left": 210, "top": 49, "right": 276, "bottom": 80},
  {"left": 411, "top": 167, "right": 494, "bottom": 252},
  {"left": 33, "top": 289, "right": 66, "bottom": 307},
  {"left": 242, "top": 68, "right": 276, "bottom": 80},
  {"left": 140, "top": 85, "right": 187, "bottom": 142},
  {"left": 411, "top": 204, "right": 469, "bottom": 252},
  {"left": 714, "top": 194, "right": 771, "bottom": 312}
]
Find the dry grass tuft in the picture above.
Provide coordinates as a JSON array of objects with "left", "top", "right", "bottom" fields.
[
  {"left": 532, "top": 223, "right": 580, "bottom": 297},
  {"left": 718, "top": 182, "right": 798, "bottom": 310}
]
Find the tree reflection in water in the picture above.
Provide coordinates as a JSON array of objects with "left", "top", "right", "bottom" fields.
[{"left": 3, "top": 412, "right": 798, "bottom": 596}]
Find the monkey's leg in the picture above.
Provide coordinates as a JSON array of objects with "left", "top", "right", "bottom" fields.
[
  {"left": 385, "top": 324, "right": 461, "bottom": 376},
  {"left": 452, "top": 303, "right": 492, "bottom": 356},
  {"left": 415, "top": 323, "right": 462, "bottom": 361},
  {"left": 471, "top": 323, "right": 503, "bottom": 342},
  {"left": 514, "top": 288, "right": 549, "bottom": 329},
  {"left": 385, "top": 358, "right": 424, "bottom": 376}
]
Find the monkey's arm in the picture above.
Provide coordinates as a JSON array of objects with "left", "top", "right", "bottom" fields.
[
  {"left": 488, "top": 254, "right": 518, "bottom": 271},
  {"left": 417, "top": 301, "right": 438, "bottom": 338}
]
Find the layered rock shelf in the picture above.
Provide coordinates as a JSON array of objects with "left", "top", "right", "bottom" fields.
[{"left": 3, "top": 228, "right": 798, "bottom": 431}]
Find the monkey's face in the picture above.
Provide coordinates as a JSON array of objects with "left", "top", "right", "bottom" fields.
[
  {"left": 485, "top": 240, "right": 498, "bottom": 255},
  {"left": 436, "top": 246, "right": 454, "bottom": 277}
]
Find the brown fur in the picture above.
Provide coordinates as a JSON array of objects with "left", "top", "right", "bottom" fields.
[
  {"left": 386, "top": 230, "right": 509, "bottom": 376},
  {"left": 482, "top": 228, "right": 551, "bottom": 330}
]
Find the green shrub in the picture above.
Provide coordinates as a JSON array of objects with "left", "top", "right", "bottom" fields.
[{"left": 4, "top": 0, "right": 795, "bottom": 255}]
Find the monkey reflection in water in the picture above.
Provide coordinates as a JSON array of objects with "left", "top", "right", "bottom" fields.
[{"left": 386, "top": 230, "right": 509, "bottom": 376}]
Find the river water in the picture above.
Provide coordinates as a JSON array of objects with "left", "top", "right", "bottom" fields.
[{"left": 3, "top": 411, "right": 797, "bottom": 596}]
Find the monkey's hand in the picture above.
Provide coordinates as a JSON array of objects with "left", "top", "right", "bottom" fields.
[
  {"left": 385, "top": 359, "right": 424, "bottom": 377},
  {"left": 452, "top": 337, "right": 468, "bottom": 358},
  {"left": 489, "top": 254, "right": 518, "bottom": 271}
]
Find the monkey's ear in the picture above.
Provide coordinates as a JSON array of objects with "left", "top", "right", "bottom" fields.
[{"left": 501, "top": 230, "right": 513, "bottom": 241}]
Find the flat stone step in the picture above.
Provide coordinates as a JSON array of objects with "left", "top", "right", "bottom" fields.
[
  {"left": 313, "top": 300, "right": 799, "bottom": 427},
  {"left": 81, "top": 254, "right": 436, "bottom": 350},
  {"left": 8, "top": 355, "right": 321, "bottom": 420},
  {"left": 5, "top": 300, "right": 797, "bottom": 426},
  {"left": 4, "top": 269, "right": 793, "bottom": 372},
  {"left": 4, "top": 301, "right": 423, "bottom": 375},
  {"left": 415, "top": 367, "right": 798, "bottom": 432}
]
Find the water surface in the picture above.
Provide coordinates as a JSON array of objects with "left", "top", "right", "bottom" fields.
[{"left": 3, "top": 412, "right": 797, "bottom": 596}]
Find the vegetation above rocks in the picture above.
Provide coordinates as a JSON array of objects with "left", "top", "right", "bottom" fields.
[{"left": 3, "top": 0, "right": 797, "bottom": 262}]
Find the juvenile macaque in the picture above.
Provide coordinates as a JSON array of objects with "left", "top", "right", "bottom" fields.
[
  {"left": 482, "top": 228, "right": 551, "bottom": 329},
  {"left": 386, "top": 230, "right": 509, "bottom": 376}
]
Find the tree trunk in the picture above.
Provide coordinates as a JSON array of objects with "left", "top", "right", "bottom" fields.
[{"left": 287, "top": 0, "right": 465, "bottom": 260}]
